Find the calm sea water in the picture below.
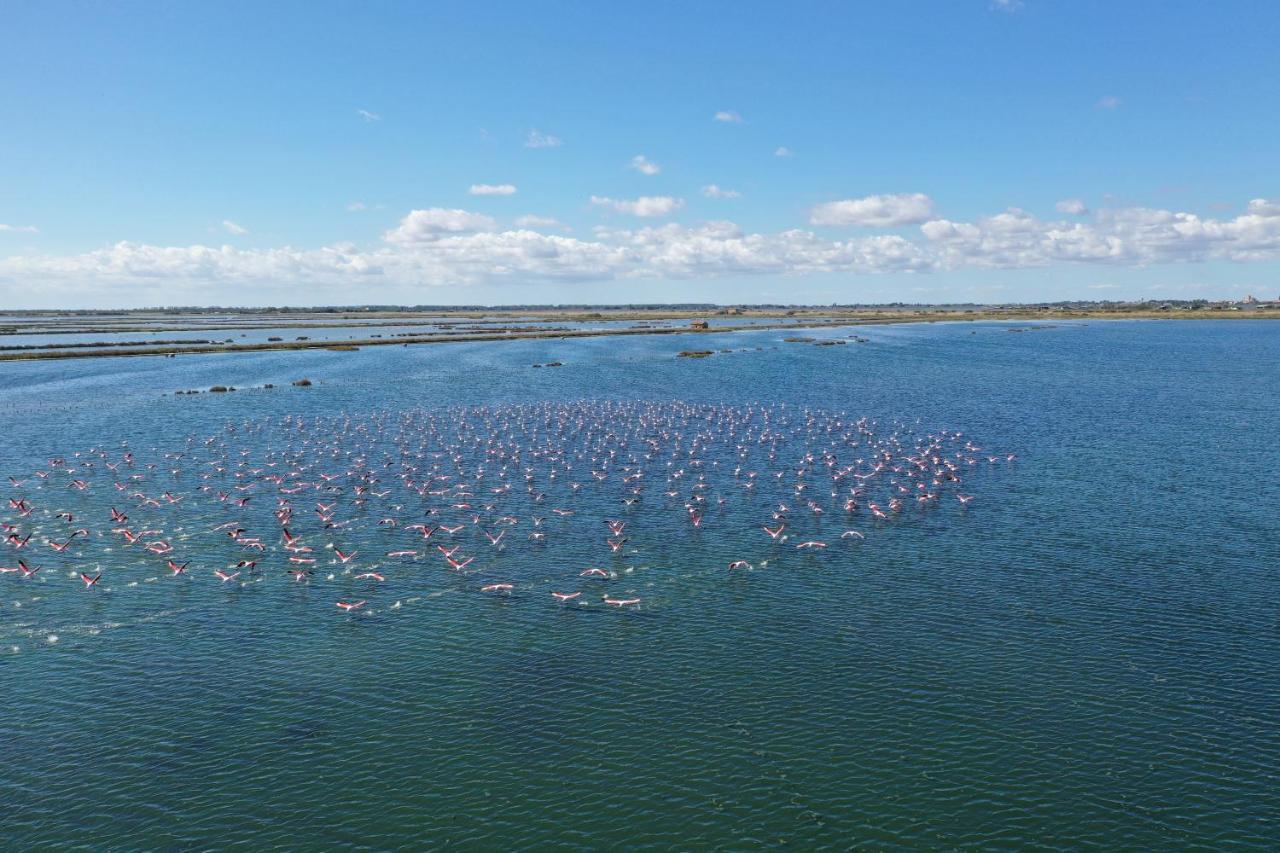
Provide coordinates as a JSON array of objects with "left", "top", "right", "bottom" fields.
[{"left": 2, "top": 320, "right": 1277, "bottom": 849}]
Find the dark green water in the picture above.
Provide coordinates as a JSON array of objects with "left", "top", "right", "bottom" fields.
[{"left": 2, "top": 320, "right": 1277, "bottom": 848}]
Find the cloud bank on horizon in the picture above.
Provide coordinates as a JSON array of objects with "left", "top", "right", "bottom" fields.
[
  {"left": 3, "top": 1, "right": 1278, "bottom": 305},
  {"left": 6, "top": 197, "right": 1280, "bottom": 303}
]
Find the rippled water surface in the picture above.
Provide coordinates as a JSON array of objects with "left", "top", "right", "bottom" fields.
[{"left": 2, "top": 320, "right": 1278, "bottom": 848}]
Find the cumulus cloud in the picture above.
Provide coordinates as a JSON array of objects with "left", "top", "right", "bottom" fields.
[
  {"left": 0, "top": 224, "right": 39, "bottom": 234},
  {"left": 713, "top": 110, "right": 743, "bottom": 123},
  {"left": 7, "top": 200, "right": 1280, "bottom": 300},
  {"left": 1096, "top": 95, "right": 1122, "bottom": 110},
  {"left": 469, "top": 183, "right": 518, "bottom": 196},
  {"left": 920, "top": 198, "right": 1280, "bottom": 268},
  {"left": 590, "top": 195, "right": 684, "bottom": 218},
  {"left": 811, "top": 193, "right": 935, "bottom": 227},
  {"left": 701, "top": 185, "right": 742, "bottom": 199},
  {"left": 222, "top": 220, "right": 249, "bottom": 236},
  {"left": 1056, "top": 198, "right": 1088, "bottom": 216},
  {"left": 356, "top": 109, "right": 381, "bottom": 122},
  {"left": 384, "top": 208, "right": 497, "bottom": 243},
  {"left": 629, "top": 155, "right": 660, "bottom": 176},
  {"left": 0, "top": 222, "right": 930, "bottom": 296},
  {"left": 774, "top": 146, "right": 793, "bottom": 158},
  {"left": 524, "top": 129, "right": 563, "bottom": 148}
]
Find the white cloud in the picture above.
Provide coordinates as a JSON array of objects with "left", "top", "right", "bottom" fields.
[
  {"left": 384, "top": 208, "right": 497, "bottom": 243},
  {"left": 514, "top": 214, "right": 567, "bottom": 230},
  {"left": 590, "top": 195, "right": 685, "bottom": 218},
  {"left": 1096, "top": 95, "right": 1122, "bottom": 110},
  {"left": 1056, "top": 198, "right": 1088, "bottom": 215},
  {"left": 347, "top": 202, "right": 368, "bottom": 212},
  {"left": 0, "top": 222, "right": 932, "bottom": 297},
  {"left": 629, "top": 155, "right": 661, "bottom": 176},
  {"left": 222, "top": 220, "right": 248, "bottom": 236},
  {"left": 469, "top": 183, "right": 518, "bottom": 196},
  {"left": 8, "top": 199, "right": 1280, "bottom": 301},
  {"left": 525, "top": 129, "right": 563, "bottom": 148},
  {"left": 921, "top": 198, "right": 1280, "bottom": 267},
  {"left": 811, "top": 193, "right": 935, "bottom": 227},
  {"left": 0, "top": 224, "right": 39, "bottom": 234},
  {"left": 1245, "top": 198, "right": 1280, "bottom": 216},
  {"left": 774, "top": 146, "right": 793, "bottom": 158},
  {"left": 701, "top": 184, "right": 742, "bottom": 199},
  {"left": 714, "top": 110, "right": 743, "bottom": 123},
  {"left": 990, "top": 0, "right": 1023, "bottom": 11},
  {"left": 356, "top": 109, "right": 381, "bottom": 122}
]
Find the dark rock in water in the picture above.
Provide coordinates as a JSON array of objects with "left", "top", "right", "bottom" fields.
[
  {"left": 678, "top": 350, "right": 714, "bottom": 358},
  {"left": 544, "top": 361, "right": 563, "bottom": 367},
  {"left": 295, "top": 336, "right": 310, "bottom": 341},
  {"left": 532, "top": 364, "right": 542, "bottom": 368},
  {"left": 263, "top": 384, "right": 275, "bottom": 389},
  {"left": 209, "top": 385, "right": 229, "bottom": 393},
  {"left": 292, "top": 378, "right": 313, "bottom": 387},
  {"left": 267, "top": 336, "right": 283, "bottom": 342},
  {"left": 784, "top": 336, "right": 816, "bottom": 343},
  {"left": 815, "top": 340, "right": 846, "bottom": 346}
]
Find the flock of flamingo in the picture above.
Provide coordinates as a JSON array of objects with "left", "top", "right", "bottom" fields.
[{"left": 1, "top": 402, "right": 1011, "bottom": 619}]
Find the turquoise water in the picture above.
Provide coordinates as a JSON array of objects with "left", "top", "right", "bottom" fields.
[{"left": 2, "top": 320, "right": 1278, "bottom": 848}]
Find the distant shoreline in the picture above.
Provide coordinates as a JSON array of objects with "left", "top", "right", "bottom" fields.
[{"left": 0, "top": 308, "right": 1275, "bottom": 362}]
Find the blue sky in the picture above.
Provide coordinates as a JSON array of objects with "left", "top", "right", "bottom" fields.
[{"left": 2, "top": 0, "right": 1279, "bottom": 307}]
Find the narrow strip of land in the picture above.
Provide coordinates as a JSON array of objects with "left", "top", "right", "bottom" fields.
[{"left": 1, "top": 308, "right": 1275, "bottom": 361}]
